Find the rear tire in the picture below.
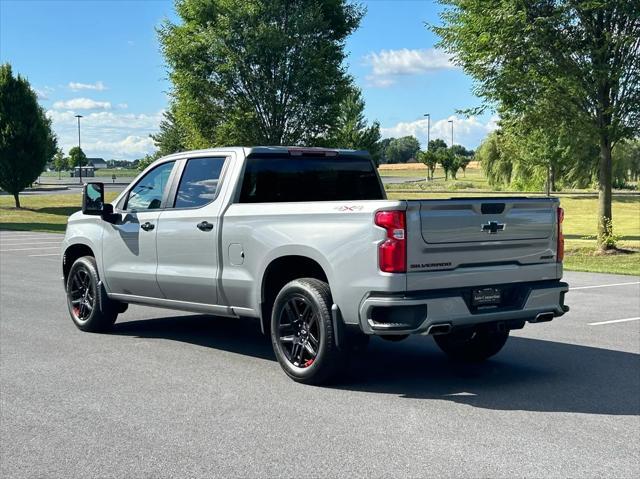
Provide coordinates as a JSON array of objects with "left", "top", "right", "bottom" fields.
[
  {"left": 434, "top": 328, "right": 509, "bottom": 362},
  {"left": 270, "top": 278, "right": 346, "bottom": 385},
  {"left": 65, "top": 256, "right": 118, "bottom": 332}
]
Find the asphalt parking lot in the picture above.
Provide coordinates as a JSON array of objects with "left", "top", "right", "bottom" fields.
[{"left": 1, "top": 230, "right": 639, "bottom": 478}]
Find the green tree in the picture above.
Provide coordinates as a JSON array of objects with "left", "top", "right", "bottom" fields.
[
  {"left": 377, "top": 138, "right": 394, "bottom": 164},
  {"left": 159, "top": 0, "right": 364, "bottom": 148},
  {"left": 477, "top": 131, "right": 513, "bottom": 188},
  {"left": 52, "top": 149, "right": 68, "bottom": 179},
  {"left": 417, "top": 150, "right": 438, "bottom": 180},
  {"left": 613, "top": 138, "right": 640, "bottom": 186},
  {"left": 450, "top": 144, "right": 474, "bottom": 176},
  {"left": 68, "top": 146, "right": 87, "bottom": 169},
  {"left": 323, "top": 88, "right": 381, "bottom": 162},
  {"left": 151, "top": 106, "right": 187, "bottom": 157},
  {"left": 385, "top": 136, "right": 421, "bottom": 164},
  {"left": 137, "top": 153, "right": 158, "bottom": 172},
  {"left": 438, "top": 148, "right": 463, "bottom": 180},
  {"left": 0, "top": 64, "right": 57, "bottom": 207},
  {"left": 428, "top": 138, "right": 448, "bottom": 152},
  {"left": 435, "top": 0, "right": 640, "bottom": 249}
]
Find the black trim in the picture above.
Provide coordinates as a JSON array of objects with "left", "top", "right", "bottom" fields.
[
  {"left": 369, "top": 280, "right": 568, "bottom": 315},
  {"left": 164, "top": 158, "right": 186, "bottom": 208},
  {"left": 331, "top": 304, "right": 344, "bottom": 350}
]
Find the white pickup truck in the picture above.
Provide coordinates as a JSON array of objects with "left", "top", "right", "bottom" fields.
[{"left": 62, "top": 146, "right": 569, "bottom": 384}]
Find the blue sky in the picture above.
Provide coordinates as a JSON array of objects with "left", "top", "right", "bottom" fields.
[{"left": 0, "top": 0, "right": 496, "bottom": 160}]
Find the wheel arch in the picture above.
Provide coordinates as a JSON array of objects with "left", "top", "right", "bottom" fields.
[
  {"left": 259, "top": 254, "right": 330, "bottom": 335},
  {"left": 62, "top": 243, "right": 96, "bottom": 287}
]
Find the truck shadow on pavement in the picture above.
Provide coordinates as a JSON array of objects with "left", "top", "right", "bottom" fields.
[{"left": 113, "top": 314, "right": 639, "bottom": 417}]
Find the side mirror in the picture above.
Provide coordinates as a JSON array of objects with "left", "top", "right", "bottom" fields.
[
  {"left": 101, "top": 203, "right": 121, "bottom": 224},
  {"left": 82, "top": 182, "right": 105, "bottom": 215}
]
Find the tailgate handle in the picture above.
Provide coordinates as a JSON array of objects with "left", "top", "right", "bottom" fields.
[{"left": 481, "top": 203, "right": 505, "bottom": 214}]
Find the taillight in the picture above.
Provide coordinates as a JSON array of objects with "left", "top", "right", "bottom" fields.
[
  {"left": 557, "top": 207, "right": 564, "bottom": 262},
  {"left": 375, "top": 210, "right": 406, "bottom": 273}
]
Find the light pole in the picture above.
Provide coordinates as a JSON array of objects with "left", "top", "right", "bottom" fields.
[
  {"left": 448, "top": 119, "right": 454, "bottom": 148},
  {"left": 423, "top": 113, "right": 430, "bottom": 150},
  {"left": 75, "top": 114, "right": 83, "bottom": 183},
  {"left": 423, "top": 113, "right": 431, "bottom": 182}
]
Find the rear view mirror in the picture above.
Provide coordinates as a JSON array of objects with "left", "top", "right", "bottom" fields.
[{"left": 82, "top": 182, "right": 105, "bottom": 215}]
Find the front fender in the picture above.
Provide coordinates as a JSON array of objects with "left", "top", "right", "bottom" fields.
[{"left": 62, "top": 214, "right": 105, "bottom": 287}]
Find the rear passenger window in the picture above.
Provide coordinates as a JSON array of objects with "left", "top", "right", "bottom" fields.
[{"left": 173, "top": 157, "right": 226, "bottom": 208}]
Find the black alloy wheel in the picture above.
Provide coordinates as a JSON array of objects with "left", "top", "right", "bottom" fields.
[
  {"left": 277, "top": 295, "right": 320, "bottom": 368},
  {"left": 68, "top": 266, "right": 95, "bottom": 322},
  {"left": 270, "top": 278, "right": 346, "bottom": 384},
  {"left": 65, "top": 256, "right": 118, "bottom": 332}
]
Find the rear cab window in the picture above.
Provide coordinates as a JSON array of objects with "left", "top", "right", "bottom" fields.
[{"left": 239, "top": 154, "right": 384, "bottom": 203}]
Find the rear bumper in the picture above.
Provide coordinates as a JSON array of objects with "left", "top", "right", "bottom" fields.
[{"left": 358, "top": 280, "right": 569, "bottom": 335}]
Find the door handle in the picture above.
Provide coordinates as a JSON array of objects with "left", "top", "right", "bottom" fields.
[
  {"left": 140, "top": 221, "right": 155, "bottom": 231},
  {"left": 197, "top": 221, "right": 214, "bottom": 231}
]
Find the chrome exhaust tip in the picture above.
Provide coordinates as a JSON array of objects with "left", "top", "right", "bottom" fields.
[
  {"left": 426, "top": 323, "right": 452, "bottom": 335},
  {"left": 532, "top": 312, "right": 555, "bottom": 323}
]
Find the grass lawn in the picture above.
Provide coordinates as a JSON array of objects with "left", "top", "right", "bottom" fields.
[
  {"left": 0, "top": 192, "right": 119, "bottom": 233},
  {"left": 2, "top": 186, "right": 638, "bottom": 276},
  {"left": 381, "top": 166, "right": 491, "bottom": 191}
]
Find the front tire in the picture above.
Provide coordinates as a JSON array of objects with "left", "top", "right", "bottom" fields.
[
  {"left": 270, "top": 278, "right": 346, "bottom": 385},
  {"left": 434, "top": 327, "right": 509, "bottom": 362},
  {"left": 65, "top": 256, "right": 118, "bottom": 332}
]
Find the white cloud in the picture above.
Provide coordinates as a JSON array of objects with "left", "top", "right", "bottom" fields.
[
  {"left": 381, "top": 115, "right": 499, "bottom": 150},
  {"left": 52, "top": 98, "right": 112, "bottom": 110},
  {"left": 365, "top": 76, "right": 395, "bottom": 88},
  {"left": 117, "top": 103, "right": 128, "bottom": 109},
  {"left": 46, "top": 110, "right": 163, "bottom": 160},
  {"left": 87, "top": 136, "right": 156, "bottom": 157},
  {"left": 364, "top": 48, "right": 457, "bottom": 87},
  {"left": 68, "top": 81, "right": 107, "bottom": 91},
  {"left": 34, "top": 86, "right": 54, "bottom": 100}
]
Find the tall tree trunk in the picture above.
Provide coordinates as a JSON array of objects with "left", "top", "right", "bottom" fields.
[
  {"left": 597, "top": 134, "right": 613, "bottom": 250},
  {"left": 13, "top": 192, "right": 21, "bottom": 208}
]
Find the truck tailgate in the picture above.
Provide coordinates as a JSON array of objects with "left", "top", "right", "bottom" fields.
[{"left": 405, "top": 197, "right": 559, "bottom": 276}]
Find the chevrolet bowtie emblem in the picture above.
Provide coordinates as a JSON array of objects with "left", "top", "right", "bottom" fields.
[{"left": 481, "top": 221, "right": 506, "bottom": 234}]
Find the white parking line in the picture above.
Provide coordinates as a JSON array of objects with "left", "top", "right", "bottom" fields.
[
  {"left": 589, "top": 317, "right": 640, "bottom": 326},
  {"left": 0, "top": 236, "right": 63, "bottom": 244},
  {"left": 572, "top": 281, "right": 640, "bottom": 290},
  {"left": 0, "top": 234, "right": 62, "bottom": 238},
  {"left": 0, "top": 231, "right": 60, "bottom": 234},
  {"left": 0, "top": 241, "right": 62, "bottom": 246},
  {"left": 0, "top": 246, "right": 61, "bottom": 252}
]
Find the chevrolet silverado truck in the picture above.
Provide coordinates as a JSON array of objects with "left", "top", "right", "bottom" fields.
[{"left": 62, "top": 146, "right": 569, "bottom": 384}]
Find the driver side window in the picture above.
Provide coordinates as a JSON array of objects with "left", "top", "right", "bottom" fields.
[{"left": 125, "top": 161, "right": 175, "bottom": 211}]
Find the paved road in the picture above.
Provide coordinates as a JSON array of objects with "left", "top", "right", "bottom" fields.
[
  {"left": 380, "top": 175, "right": 425, "bottom": 184},
  {"left": 1, "top": 230, "right": 639, "bottom": 478}
]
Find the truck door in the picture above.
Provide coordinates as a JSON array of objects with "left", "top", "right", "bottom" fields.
[
  {"left": 155, "top": 156, "right": 228, "bottom": 305},
  {"left": 102, "top": 160, "right": 176, "bottom": 298}
]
